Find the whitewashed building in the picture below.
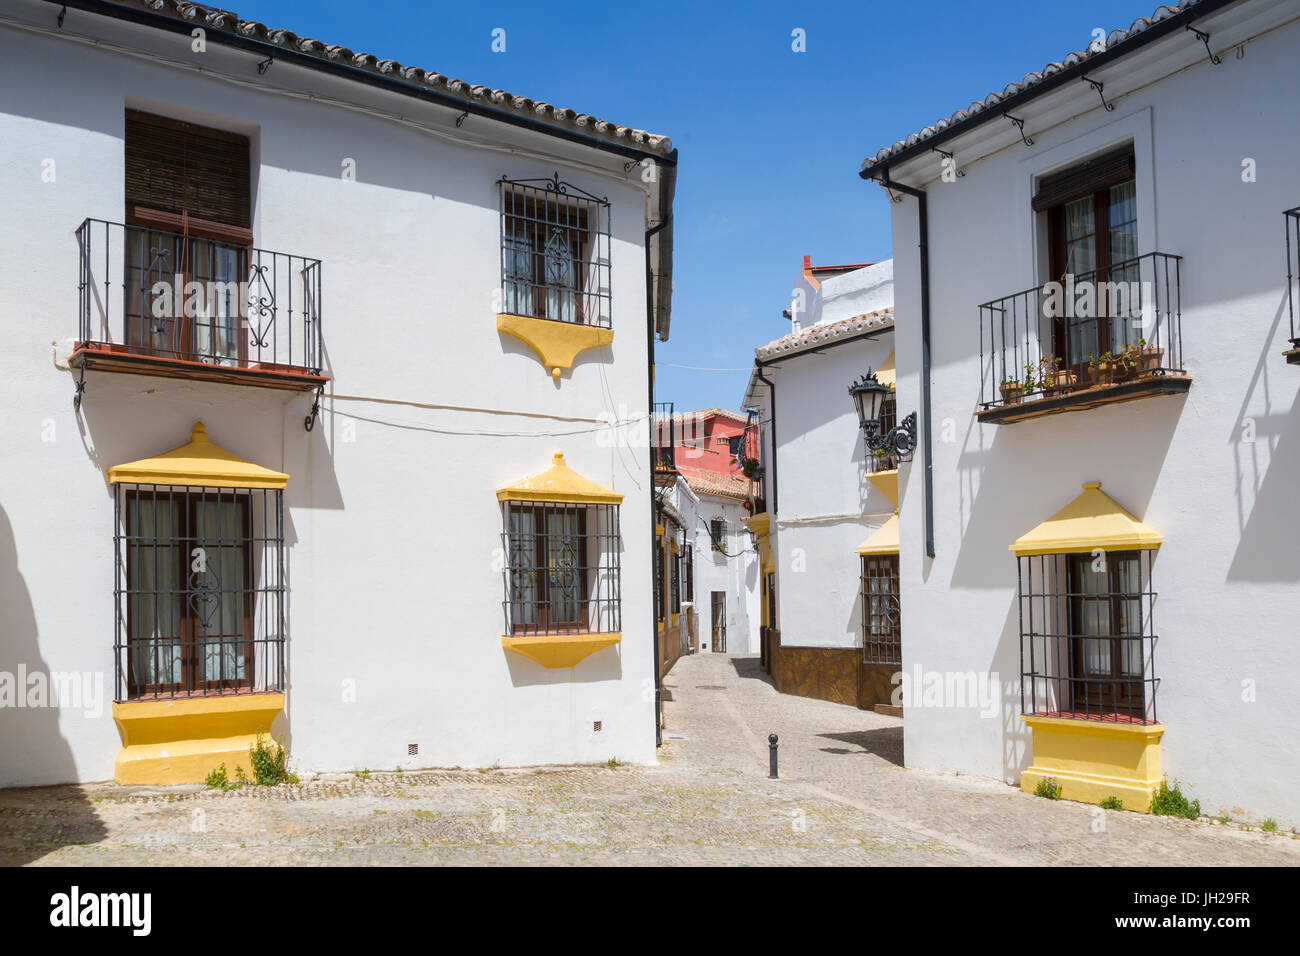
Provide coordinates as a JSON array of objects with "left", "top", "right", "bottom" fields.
[
  {"left": 863, "top": 0, "right": 1300, "bottom": 821},
  {"left": 0, "top": 0, "right": 676, "bottom": 785},
  {"left": 742, "top": 258, "right": 903, "bottom": 708},
  {"left": 683, "top": 469, "right": 761, "bottom": 655}
]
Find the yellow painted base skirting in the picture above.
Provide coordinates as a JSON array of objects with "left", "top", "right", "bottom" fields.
[
  {"left": 501, "top": 633, "right": 621, "bottom": 668},
  {"left": 497, "top": 313, "right": 613, "bottom": 380},
  {"left": 1020, "top": 714, "right": 1165, "bottom": 812},
  {"left": 112, "top": 693, "right": 286, "bottom": 785}
]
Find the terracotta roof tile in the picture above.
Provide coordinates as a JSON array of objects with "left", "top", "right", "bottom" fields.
[
  {"left": 680, "top": 469, "right": 750, "bottom": 501},
  {"left": 861, "top": 1, "right": 1199, "bottom": 174},
  {"left": 108, "top": 1, "right": 672, "bottom": 156},
  {"left": 755, "top": 308, "right": 894, "bottom": 360}
]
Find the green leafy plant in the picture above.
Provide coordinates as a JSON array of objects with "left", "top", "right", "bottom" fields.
[
  {"left": 1262, "top": 818, "right": 1278, "bottom": 832},
  {"left": 355, "top": 768, "right": 370, "bottom": 779},
  {"left": 249, "top": 731, "right": 297, "bottom": 786},
  {"left": 1034, "top": 777, "right": 1062, "bottom": 800},
  {"left": 234, "top": 765, "right": 248, "bottom": 786},
  {"left": 1100, "top": 795, "right": 1124, "bottom": 810},
  {"left": 605, "top": 757, "right": 618, "bottom": 769},
  {"left": 204, "top": 763, "right": 229, "bottom": 790},
  {"left": 1218, "top": 813, "right": 1231, "bottom": 824},
  {"left": 1149, "top": 779, "right": 1200, "bottom": 819}
]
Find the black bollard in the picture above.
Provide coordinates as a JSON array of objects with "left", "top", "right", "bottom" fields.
[{"left": 768, "top": 733, "right": 778, "bottom": 778}]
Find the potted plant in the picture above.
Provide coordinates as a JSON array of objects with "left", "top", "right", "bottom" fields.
[
  {"left": 1000, "top": 363, "right": 1038, "bottom": 405},
  {"left": 1038, "top": 355, "right": 1076, "bottom": 397},
  {"left": 740, "top": 456, "right": 758, "bottom": 479},
  {"left": 999, "top": 376, "right": 1023, "bottom": 405},
  {"left": 1088, "top": 351, "right": 1119, "bottom": 386},
  {"left": 1128, "top": 337, "right": 1165, "bottom": 376}
]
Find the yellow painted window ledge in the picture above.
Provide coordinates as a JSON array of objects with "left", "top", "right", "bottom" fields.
[
  {"left": 112, "top": 692, "right": 286, "bottom": 785},
  {"left": 497, "top": 313, "right": 613, "bottom": 380},
  {"left": 1019, "top": 714, "right": 1165, "bottom": 812},
  {"left": 501, "top": 633, "right": 621, "bottom": 668}
]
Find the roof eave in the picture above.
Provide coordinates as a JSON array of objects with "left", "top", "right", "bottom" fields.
[{"left": 859, "top": 0, "right": 1242, "bottom": 183}]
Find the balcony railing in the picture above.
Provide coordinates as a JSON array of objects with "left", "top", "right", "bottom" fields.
[
  {"left": 74, "top": 219, "right": 324, "bottom": 390},
  {"left": 652, "top": 402, "right": 677, "bottom": 485},
  {"left": 978, "top": 252, "right": 1186, "bottom": 420},
  {"left": 1286, "top": 207, "right": 1300, "bottom": 363}
]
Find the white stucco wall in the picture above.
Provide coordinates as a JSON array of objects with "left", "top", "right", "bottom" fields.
[
  {"left": 691, "top": 495, "right": 760, "bottom": 654},
  {"left": 0, "top": 7, "right": 663, "bottom": 785},
  {"left": 888, "top": 2, "right": 1300, "bottom": 822},
  {"left": 751, "top": 263, "right": 897, "bottom": 652}
]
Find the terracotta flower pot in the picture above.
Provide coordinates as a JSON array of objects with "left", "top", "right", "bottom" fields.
[
  {"left": 1137, "top": 346, "right": 1165, "bottom": 375},
  {"left": 1043, "top": 369, "right": 1077, "bottom": 396},
  {"left": 999, "top": 383, "right": 1023, "bottom": 405}
]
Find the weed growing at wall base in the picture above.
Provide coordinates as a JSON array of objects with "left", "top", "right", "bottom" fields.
[{"left": 1149, "top": 779, "right": 1200, "bottom": 819}]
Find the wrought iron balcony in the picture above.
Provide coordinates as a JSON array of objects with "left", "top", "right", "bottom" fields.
[
  {"left": 977, "top": 252, "right": 1188, "bottom": 424},
  {"left": 652, "top": 402, "right": 677, "bottom": 486},
  {"left": 73, "top": 219, "right": 325, "bottom": 395},
  {"left": 1286, "top": 207, "right": 1300, "bottom": 365}
]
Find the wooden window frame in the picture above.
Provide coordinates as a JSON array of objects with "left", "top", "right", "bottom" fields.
[
  {"left": 508, "top": 503, "right": 591, "bottom": 635},
  {"left": 1043, "top": 149, "right": 1137, "bottom": 373},
  {"left": 124, "top": 110, "right": 254, "bottom": 364},
  {"left": 1066, "top": 550, "right": 1144, "bottom": 718},
  {"left": 502, "top": 191, "right": 592, "bottom": 325},
  {"left": 123, "top": 488, "right": 254, "bottom": 699}
]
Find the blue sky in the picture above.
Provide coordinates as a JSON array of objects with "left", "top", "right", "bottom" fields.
[{"left": 235, "top": 0, "right": 1159, "bottom": 412}]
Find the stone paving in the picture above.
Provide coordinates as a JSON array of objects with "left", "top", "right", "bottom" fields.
[{"left": 2, "top": 654, "right": 1297, "bottom": 866}]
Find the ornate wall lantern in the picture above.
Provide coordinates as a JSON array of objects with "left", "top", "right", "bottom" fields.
[{"left": 849, "top": 370, "right": 917, "bottom": 462}]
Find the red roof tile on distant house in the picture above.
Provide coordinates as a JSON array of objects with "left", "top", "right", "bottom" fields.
[{"left": 680, "top": 469, "right": 750, "bottom": 501}]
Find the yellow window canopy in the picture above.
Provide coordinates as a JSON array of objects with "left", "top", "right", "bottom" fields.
[
  {"left": 1011, "top": 482, "right": 1161, "bottom": 556},
  {"left": 875, "top": 350, "right": 896, "bottom": 391},
  {"left": 107, "top": 422, "right": 289, "bottom": 490},
  {"left": 496, "top": 451, "right": 623, "bottom": 504},
  {"left": 856, "top": 511, "right": 899, "bottom": 556}
]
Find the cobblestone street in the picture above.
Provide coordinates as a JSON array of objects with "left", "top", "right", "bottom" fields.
[{"left": 3, "top": 654, "right": 1297, "bottom": 866}]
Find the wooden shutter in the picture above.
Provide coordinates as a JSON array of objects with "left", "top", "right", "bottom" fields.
[
  {"left": 125, "top": 110, "right": 251, "bottom": 230},
  {"left": 1032, "top": 146, "right": 1135, "bottom": 212}
]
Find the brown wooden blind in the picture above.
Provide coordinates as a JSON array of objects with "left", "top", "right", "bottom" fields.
[
  {"left": 1032, "top": 146, "right": 1135, "bottom": 212},
  {"left": 125, "top": 110, "right": 250, "bottom": 229}
]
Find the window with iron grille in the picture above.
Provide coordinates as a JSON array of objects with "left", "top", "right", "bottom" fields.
[
  {"left": 498, "top": 174, "right": 611, "bottom": 327},
  {"left": 671, "top": 547, "right": 681, "bottom": 615},
  {"left": 861, "top": 555, "right": 900, "bottom": 665},
  {"left": 1018, "top": 549, "right": 1158, "bottom": 724},
  {"left": 654, "top": 535, "right": 665, "bottom": 623},
  {"left": 114, "top": 484, "right": 285, "bottom": 701},
  {"left": 684, "top": 545, "right": 694, "bottom": 603},
  {"left": 502, "top": 501, "right": 621, "bottom": 636},
  {"left": 709, "top": 518, "right": 726, "bottom": 551},
  {"left": 869, "top": 396, "right": 899, "bottom": 472}
]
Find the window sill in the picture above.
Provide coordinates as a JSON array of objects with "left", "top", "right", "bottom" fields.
[
  {"left": 1285, "top": 346, "right": 1300, "bottom": 366},
  {"left": 111, "top": 692, "right": 286, "bottom": 785},
  {"left": 500, "top": 632, "right": 621, "bottom": 669},
  {"left": 977, "top": 374, "right": 1191, "bottom": 425},
  {"left": 1019, "top": 714, "right": 1164, "bottom": 812},
  {"left": 496, "top": 313, "right": 613, "bottom": 380}
]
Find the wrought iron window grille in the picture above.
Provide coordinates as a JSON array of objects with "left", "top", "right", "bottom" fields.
[
  {"left": 501, "top": 500, "right": 622, "bottom": 636},
  {"left": 1017, "top": 549, "right": 1160, "bottom": 725},
  {"left": 861, "top": 555, "right": 901, "bottom": 665},
  {"left": 498, "top": 174, "right": 611, "bottom": 328},
  {"left": 113, "top": 484, "right": 286, "bottom": 702}
]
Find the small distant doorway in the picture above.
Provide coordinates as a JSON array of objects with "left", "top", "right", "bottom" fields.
[{"left": 710, "top": 592, "right": 726, "bottom": 654}]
